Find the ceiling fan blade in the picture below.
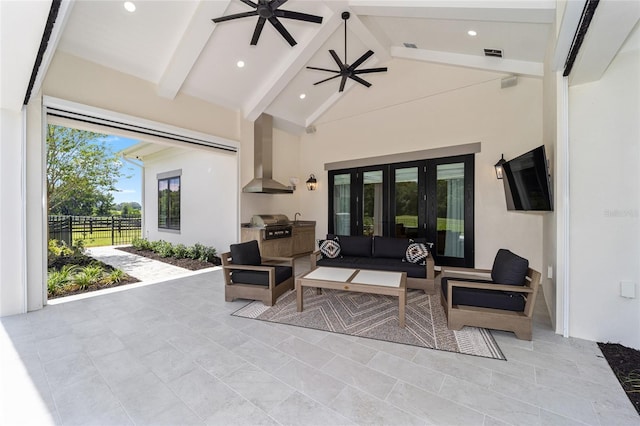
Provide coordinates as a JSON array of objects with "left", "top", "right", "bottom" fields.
[
  {"left": 275, "top": 9, "right": 323, "bottom": 24},
  {"left": 349, "top": 50, "right": 374, "bottom": 71},
  {"left": 250, "top": 17, "right": 267, "bottom": 45},
  {"left": 349, "top": 74, "right": 372, "bottom": 88},
  {"left": 306, "top": 66, "right": 340, "bottom": 73},
  {"left": 268, "top": 17, "right": 297, "bottom": 46},
  {"left": 239, "top": 0, "right": 258, "bottom": 8},
  {"left": 339, "top": 75, "right": 348, "bottom": 92},
  {"left": 353, "top": 67, "right": 388, "bottom": 74},
  {"left": 329, "top": 50, "right": 345, "bottom": 71},
  {"left": 313, "top": 74, "right": 342, "bottom": 85},
  {"left": 212, "top": 10, "right": 258, "bottom": 23},
  {"left": 269, "top": 0, "right": 288, "bottom": 9}
]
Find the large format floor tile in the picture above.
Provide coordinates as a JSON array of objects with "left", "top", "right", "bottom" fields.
[{"left": 1, "top": 259, "right": 638, "bottom": 425}]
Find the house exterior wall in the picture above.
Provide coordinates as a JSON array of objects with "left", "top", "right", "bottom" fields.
[
  {"left": 568, "top": 39, "right": 640, "bottom": 349},
  {"left": 141, "top": 147, "right": 238, "bottom": 252},
  {"left": 297, "top": 61, "right": 545, "bottom": 272}
]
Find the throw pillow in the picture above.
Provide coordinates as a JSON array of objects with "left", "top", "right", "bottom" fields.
[
  {"left": 405, "top": 242, "right": 429, "bottom": 265},
  {"left": 319, "top": 239, "right": 341, "bottom": 259}
]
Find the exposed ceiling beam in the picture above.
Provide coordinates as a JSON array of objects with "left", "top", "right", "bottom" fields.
[
  {"left": 569, "top": 0, "right": 640, "bottom": 85},
  {"left": 553, "top": 0, "right": 587, "bottom": 72},
  {"left": 392, "top": 46, "right": 544, "bottom": 77},
  {"left": 156, "top": 0, "right": 231, "bottom": 99},
  {"left": 348, "top": 0, "right": 556, "bottom": 23},
  {"left": 244, "top": 9, "right": 344, "bottom": 122}
]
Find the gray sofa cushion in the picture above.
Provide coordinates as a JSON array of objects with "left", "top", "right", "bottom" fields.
[
  {"left": 491, "top": 249, "right": 529, "bottom": 286},
  {"left": 232, "top": 266, "right": 292, "bottom": 286},
  {"left": 317, "top": 256, "right": 426, "bottom": 279},
  {"left": 335, "top": 235, "right": 372, "bottom": 257},
  {"left": 230, "top": 240, "right": 261, "bottom": 265},
  {"left": 441, "top": 277, "right": 526, "bottom": 312},
  {"left": 372, "top": 236, "right": 410, "bottom": 259}
]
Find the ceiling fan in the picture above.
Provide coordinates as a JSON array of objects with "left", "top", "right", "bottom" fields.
[
  {"left": 212, "top": 0, "right": 323, "bottom": 47},
  {"left": 307, "top": 12, "right": 387, "bottom": 92}
]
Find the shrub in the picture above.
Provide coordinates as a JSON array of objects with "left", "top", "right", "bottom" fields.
[
  {"left": 48, "top": 239, "right": 73, "bottom": 257},
  {"left": 132, "top": 237, "right": 152, "bottom": 251},
  {"left": 199, "top": 246, "right": 218, "bottom": 263},
  {"left": 74, "top": 265, "right": 104, "bottom": 290},
  {"left": 103, "top": 269, "right": 126, "bottom": 285},
  {"left": 172, "top": 244, "right": 188, "bottom": 259},
  {"left": 154, "top": 240, "right": 174, "bottom": 258},
  {"left": 47, "top": 264, "right": 78, "bottom": 295}
]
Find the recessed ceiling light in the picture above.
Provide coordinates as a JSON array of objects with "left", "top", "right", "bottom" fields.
[
  {"left": 299, "top": 93, "right": 306, "bottom": 100},
  {"left": 236, "top": 60, "right": 245, "bottom": 68},
  {"left": 467, "top": 30, "right": 477, "bottom": 37},
  {"left": 124, "top": 2, "right": 136, "bottom": 12}
]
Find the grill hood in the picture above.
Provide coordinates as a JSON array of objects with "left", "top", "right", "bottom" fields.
[{"left": 242, "top": 114, "right": 293, "bottom": 194}]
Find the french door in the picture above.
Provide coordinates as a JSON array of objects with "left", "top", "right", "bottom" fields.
[{"left": 328, "top": 154, "right": 474, "bottom": 267}]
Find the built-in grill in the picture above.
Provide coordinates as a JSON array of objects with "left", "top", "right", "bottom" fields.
[{"left": 249, "top": 214, "right": 292, "bottom": 240}]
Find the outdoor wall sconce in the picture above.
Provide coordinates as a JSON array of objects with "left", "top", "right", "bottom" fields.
[
  {"left": 306, "top": 174, "right": 317, "bottom": 191},
  {"left": 494, "top": 154, "right": 506, "bottom": 179}
]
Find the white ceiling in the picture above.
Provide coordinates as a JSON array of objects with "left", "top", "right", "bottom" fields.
[{"left": 56, "top": 0, "right": 557, "bottom": 131}]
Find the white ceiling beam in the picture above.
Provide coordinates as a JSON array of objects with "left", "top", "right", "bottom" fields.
[
  {"left": 392, "top": 46, "right": 544, "bottom": 77},
  {"left": 244, "top": 10, "right": 344, "bottom": 122},
  {"left": 156, "top": 0, "right": 231, "bottom": 99},
  {"left": 553, "top": 0, "right": 587, "bottom": 72},
  {"left": 569, "top": 0, "right": 640, "bottom": 85},
  {"left": 348, "top": 1, "right": 556, "bottom": 23}
]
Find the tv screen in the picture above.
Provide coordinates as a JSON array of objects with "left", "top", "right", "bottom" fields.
[{"left": 502, "top": 145, "right": 553, "bottom": 211}]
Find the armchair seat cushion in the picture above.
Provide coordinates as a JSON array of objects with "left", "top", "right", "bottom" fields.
[
  {"left": 441, "top": 277, "right": 526, "bottom": 312},
  {"left": 231, "top": 266, "right": 292, "bottom": 286}
]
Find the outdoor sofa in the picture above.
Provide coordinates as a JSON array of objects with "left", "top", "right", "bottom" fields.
[{"left": 310, "top": 234, "right": 436, "bottom": 294}]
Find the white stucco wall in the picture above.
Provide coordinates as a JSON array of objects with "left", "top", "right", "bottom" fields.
[
  {"left": 141, "top": 146, "right": 238, "bottom": 252},
  {"left": 298, "top": 60, "right": 546, "bottom": 272},
  {"left": 568, "top": 41, "right": 640, "bottom": 349}
]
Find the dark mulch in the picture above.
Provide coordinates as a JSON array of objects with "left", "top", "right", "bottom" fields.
[
  {"left": 116, "top": 246, "right": 221, "bottom": 270},
  {"left": 48, "top": 255, "right": 140, "bottom": 299},
  {"left": 598, "top": 342, "right": 640, "bottom": 415}
]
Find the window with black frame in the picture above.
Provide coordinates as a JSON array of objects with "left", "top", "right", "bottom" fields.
[{"left": 158, "top": 170, "right": 181, "bottom": 230}]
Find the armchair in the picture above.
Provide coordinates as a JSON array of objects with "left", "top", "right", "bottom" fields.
[
  {"left": 222, "top": 240, "right": 294, "bottom": 306},
  {"left": 440, "top": 249, "right": 541, "bottom": 340}
]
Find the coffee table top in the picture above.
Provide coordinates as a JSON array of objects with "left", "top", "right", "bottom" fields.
[
  {"left": 303, "top": 267, "right": 356, "bottom": 282},
  {"left": 302, "top": 267, "right": 403, "bottom": 288}
]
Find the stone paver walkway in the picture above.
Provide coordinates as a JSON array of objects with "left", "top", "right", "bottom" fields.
[{"left": 86, "top": 245, "right": 209, "bottom": 282}]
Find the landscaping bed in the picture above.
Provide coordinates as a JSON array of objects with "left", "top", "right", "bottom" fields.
[
  {"left": 117, "top": 245, "right": 220, "bottom": 270},
  {"left": 598, "top": 342, "right": 640, "bottom": 415},
  {"left": 48, "top": 254, "right": 139, "bottom": 299}
]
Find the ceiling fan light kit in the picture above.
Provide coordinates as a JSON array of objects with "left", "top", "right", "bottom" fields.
[
  {"left": 212, "top": 0, "right": 323, "bottom": 46},
  {"left": 306, "top": 11, "right": 387, "bottom": 93}
]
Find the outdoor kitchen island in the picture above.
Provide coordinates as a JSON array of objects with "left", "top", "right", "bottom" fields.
[{"left": 241, "top": 214, "right": 315, "bottom": 258}]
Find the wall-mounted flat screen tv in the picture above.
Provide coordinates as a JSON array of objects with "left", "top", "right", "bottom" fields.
[{"left": 502, "top": 145, "right": 553, "bottom": 211}]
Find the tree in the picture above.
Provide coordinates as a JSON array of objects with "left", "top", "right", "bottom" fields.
[{"left": 47, "top": 125, "right": 124, "bottom": 216}]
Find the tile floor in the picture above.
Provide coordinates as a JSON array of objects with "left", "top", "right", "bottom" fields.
[{"left": 1, "top": 258, "right": 638, "bottom": 425}]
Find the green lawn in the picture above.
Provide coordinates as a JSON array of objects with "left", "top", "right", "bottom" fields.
[{"left": 395, "top": 216, "right": 463, "bottom": 232}]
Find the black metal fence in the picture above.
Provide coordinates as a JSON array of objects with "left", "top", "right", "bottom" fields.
[{"left": 48, "top": 215, "right": 142, "bottom": 247}]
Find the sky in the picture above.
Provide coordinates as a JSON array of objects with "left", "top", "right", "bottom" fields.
[{"left": 101, "top": 135, "right": 142, "bottom": 205}]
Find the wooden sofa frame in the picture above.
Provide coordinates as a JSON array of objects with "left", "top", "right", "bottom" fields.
[
  {"left": 310, "top": 250, "right": 436, "bottom": 294},
  {"left": 221, "top": 252, "right": 294, "bottom": 306},
  {"left": 440, "top": 266, "right": 541, "bottom": 340}
]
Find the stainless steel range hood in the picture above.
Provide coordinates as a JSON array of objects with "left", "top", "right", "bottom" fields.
[{"left": 242, "top": 113, "right": 293, "bottom": 194}]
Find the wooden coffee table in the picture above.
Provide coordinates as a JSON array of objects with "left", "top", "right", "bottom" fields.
[{"left": 295, "top": 267, "right": 407, "bottom": 327}]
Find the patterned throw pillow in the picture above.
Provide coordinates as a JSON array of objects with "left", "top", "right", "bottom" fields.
[
  {"left": 319, "top": 239, "right": 341, "bottom": 259},
  {"left": 406, "top": 242, "right": 429, "bottom": 265}
]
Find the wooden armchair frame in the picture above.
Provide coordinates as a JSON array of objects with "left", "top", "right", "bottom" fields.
[
  {"left": 222, "top": 252, "right": 295, "bottom": 306},
  {"left": 440, "top": 266, "right": 541, "bottom": 340}
]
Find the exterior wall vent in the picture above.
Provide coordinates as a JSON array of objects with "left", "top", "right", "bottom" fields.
[{"left": 403, "top": 43, "right": 418, "bottom": 49}]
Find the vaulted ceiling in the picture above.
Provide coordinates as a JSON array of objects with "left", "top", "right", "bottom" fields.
[{"left": 56, "top": 1, "right": 556, "bottom": 131}]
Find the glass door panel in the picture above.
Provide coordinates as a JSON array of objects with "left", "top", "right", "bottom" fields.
[
  {"left": 362, "top": 170, "right": 384, "bottom": 236},
  {"left": 394, "top": 167, "right": 419, "bottom": 238},
  {"left": 436, "top": 163, "right": 465, "bottom": 258},
  {"left": 332, "top": 173, "right": 351, "bottom": 235}
]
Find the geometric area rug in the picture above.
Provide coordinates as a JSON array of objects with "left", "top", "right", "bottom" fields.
[{"left": 232, "top": 288, "right": 506, "bottom": 360}]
